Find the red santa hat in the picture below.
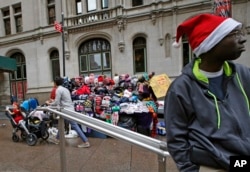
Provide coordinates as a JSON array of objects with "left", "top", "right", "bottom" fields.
[{"left": 173, "top": 13, "right": 242, "bottom": 57}]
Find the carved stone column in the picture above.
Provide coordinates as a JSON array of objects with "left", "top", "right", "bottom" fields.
[
  {"left": 117, "top": 18, "right": 126, "bottom": 52},
  {"left": 158, "top": 12, "right": 164, "bottom": 46}
]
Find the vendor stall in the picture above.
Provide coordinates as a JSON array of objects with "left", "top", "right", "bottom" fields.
[{"left": 66, "top": 72, "right": 165, "bottom": 138}]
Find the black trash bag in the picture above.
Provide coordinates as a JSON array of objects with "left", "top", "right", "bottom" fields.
[{"left": 117, "top": 114, "right": 137, "bottom": 131}]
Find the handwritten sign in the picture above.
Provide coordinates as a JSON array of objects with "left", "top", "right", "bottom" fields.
[{"left": 150, "top": 74, "right": 171, "bottom": 98}]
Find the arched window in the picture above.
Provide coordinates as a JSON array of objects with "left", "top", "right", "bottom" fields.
[
  {"left": 79, "top": 38, "right": 112, "bottom": 77},
  {"left": 50, "top": 50, "right": 60, "bottom": 80},
  {"left": 10, "top": 52, "right": 26, "bottom": 80},
  {"left": 10, "top": 52, "right": 26, "bottom": 101},
  {"left": 133, "top": 37, "right": 147, "bottom": 74}
]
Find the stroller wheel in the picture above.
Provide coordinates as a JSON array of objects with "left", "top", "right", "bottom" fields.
[
  {"left": 12, "top": 134, "right": 19, "bottom": 142},
  {"left": 26, "top": 133, "right": 37, "bottom": 146},
  {"left": 21, "top": 131, "right": 27, "bottom": 140},
  {"left": 41, "top": 130, "right": 49, "bottom": 140}
]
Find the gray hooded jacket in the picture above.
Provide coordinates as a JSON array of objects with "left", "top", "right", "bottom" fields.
[{"left": 164, "top": 58, "right": 250, "bottom": 172}]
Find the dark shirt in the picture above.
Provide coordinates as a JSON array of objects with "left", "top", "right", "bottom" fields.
[{"left": 208, "top": 75, "right": 224, "bottom": 100}]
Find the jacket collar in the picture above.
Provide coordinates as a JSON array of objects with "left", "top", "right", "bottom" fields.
[{"left": 192, "top": 58, "right": 233, "bottom": 84}]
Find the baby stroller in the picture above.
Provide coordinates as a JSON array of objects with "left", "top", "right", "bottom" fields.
[{"left": 6, "top": 98, "right": 50, "bottom": 146}]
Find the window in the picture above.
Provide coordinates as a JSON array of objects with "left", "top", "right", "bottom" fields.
[
  {"left": 2, "top": 8, "right": 11, "bottom": 35},
  {"left": 50, "top": 50, "right": 60, "bottom": 80},
  {"left": 48, "top": 0, "right": 55, "bottom": 3},
  {"left": 15, "top": 16, "right": 22, "bottom": 33},
  {"left": 182, "top": 42, "right": 190, "bottom": 67},
  {"left": 10, "top": 53, "right": 27, "bottom": 101},
  {"left": 14, "top": 6, "right": 21, "bottom": 13},
  {"left": 10, "top": 53, "right": 26, "bottom": 80},
  {"left": 4, "top": 18, "right": 11, "bottom": 35},
  {"left": 3, "top": 9, "right": 9, "bottom": 16},
  {"left": 48, "top": 0, "right": 55, "bottom": 25},
  {"left": 182, "top": 36, "right": 196, "bottom": 66},
  {"left": 89, "top": 54, "right": 101, "bottom": 70},
  {"left": 13, "top": 5, "right": 22, "bottom": 33},
  {"left": 132, "top": 0, "right": 143, "bottom": 7},
  {"left": 102, "top": 52, "right": 110, "bottom": 69},
  {"left": 87, "top": 0, "right": 97, "bottom": 12},
  {"left": 76, "top": 0, "right": 82, "bottom": 15},
  {"left": 133, "top": 37, "right": 147, "bottom": 73},
  {"left": 101, "top": 0, "right": 109, "bottom": 9},
  {"left": 80, "top": 55, "right": 87, "bottom": 72},
  {"left": 79, "top": 38, "right": 112, "bottom": 77}
]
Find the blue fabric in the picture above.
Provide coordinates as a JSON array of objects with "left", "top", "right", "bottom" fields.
[
  {"left": 208, "top": 76, "right": 224, "bottom": 100},
  {"left": 56, "top": 119, "right": 88, "bottom": 142},
  {"left": 21, "top": 98, "right": 39, "bottom": 112},
  {"left": 69, "top": 120, "right": 88, "bottom": 142},
  {"left": 136, "top": 112, "right": 152, "bottom": 129}
]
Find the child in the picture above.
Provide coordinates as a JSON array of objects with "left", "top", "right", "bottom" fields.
[{"left": 6, "top": 102, "right": 24, "bottom": 124}]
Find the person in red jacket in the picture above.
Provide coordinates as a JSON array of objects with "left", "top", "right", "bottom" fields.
[
  {"left": 50, "top": 86, "right": 57, "bottom": 100},
  {"left": 72, "top": 83, "right": 91, "bottom": 95}
]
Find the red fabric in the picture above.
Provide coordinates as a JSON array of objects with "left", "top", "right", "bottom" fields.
[
  {"left": 98, "top": 76, "right": 104, "bottom": 82},
  {"left": 75, "top": 85, "right": 91, "bottom": 95},
  {"left": 50, "top": 86, "right": 57, "bottom": 99},
  {"left": 148, "top": 107, "right": 158, "bottom": 138},
  {"left": 54, "top": 21, "right": 63, "bottom": 33},
  {"left": 109, "top": 79, "right": 115, "bottom": 85},
  {"left": 13, "top": 109, "right": 24, "bottom": 124},
  {"left": 103, "top": 77, "right": 115, "bottom": 86},
  {"left": 175, "top": 14, "right": 227, "bottom": 51}
]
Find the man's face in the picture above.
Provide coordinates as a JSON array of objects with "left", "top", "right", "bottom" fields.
[
  {"left": 213, "top": 27, "right": 246, "bottom": 61},
  {"left": 75, "top": 78, "right": 81, "bottom": 85}
]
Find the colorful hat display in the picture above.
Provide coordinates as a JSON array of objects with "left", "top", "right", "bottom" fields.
[{"left": 173, "top": 13, "right": 242, "bottom": 57}]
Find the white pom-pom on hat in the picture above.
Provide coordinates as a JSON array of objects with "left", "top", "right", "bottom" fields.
[{"left": 172, "top": 41, "right": 180, "bottom": 48}]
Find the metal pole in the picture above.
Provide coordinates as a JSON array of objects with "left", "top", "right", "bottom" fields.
[
  {"left": 58, "top": 114, "right": 67, "bottom": 172},
  {"left": 36, "top": 106, "right": 170, "bottom": 171},
  {"left": 158, "top": 142, "right": 167, "bottom": 172},
  {"left": 61, "top": 12, "right": 65, "bottom": 76}
]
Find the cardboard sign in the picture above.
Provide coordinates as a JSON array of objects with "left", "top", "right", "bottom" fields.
[{"left": 150, "top": 74, "right": 171, "bottom": 98}]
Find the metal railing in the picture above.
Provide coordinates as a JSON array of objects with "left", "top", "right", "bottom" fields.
[{"left": 36, "top": 106, "right": 170, "bottom": 172}]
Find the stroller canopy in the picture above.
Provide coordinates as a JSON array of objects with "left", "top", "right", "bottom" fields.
[{"left": 21, "top": 98, "right": 39, "bottom": 113}]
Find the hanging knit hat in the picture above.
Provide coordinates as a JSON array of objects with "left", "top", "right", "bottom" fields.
[
  {"left": 97, "top": 75, "right": 104, "bottom": 85},
  {"left": 97, "top": 75, "right": 103, "bottom": 82},
  {"left": 173, "top": 13, "right": 242, "bottom": 57}
]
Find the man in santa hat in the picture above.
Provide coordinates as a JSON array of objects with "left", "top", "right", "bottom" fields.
[{"left": 164, "top": 13, "right": 248, "bottom": 172}]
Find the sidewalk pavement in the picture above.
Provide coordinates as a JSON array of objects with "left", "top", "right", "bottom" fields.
[{"left": 0, "top": 116, "right": 178, "bottom": 172}]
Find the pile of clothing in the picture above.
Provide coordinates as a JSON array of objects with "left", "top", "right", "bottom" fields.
[{"left": 64, "top": 72, "right": 159, "bottom": 137}]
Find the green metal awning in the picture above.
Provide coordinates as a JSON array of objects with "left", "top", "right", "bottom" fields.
[{"left": 0, "top": 55, "right": 17, "bottom": 72}]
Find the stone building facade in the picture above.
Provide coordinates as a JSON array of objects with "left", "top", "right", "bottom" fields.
[{"left": 0, "top": 0, "right": 249, "bottom": 105}]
